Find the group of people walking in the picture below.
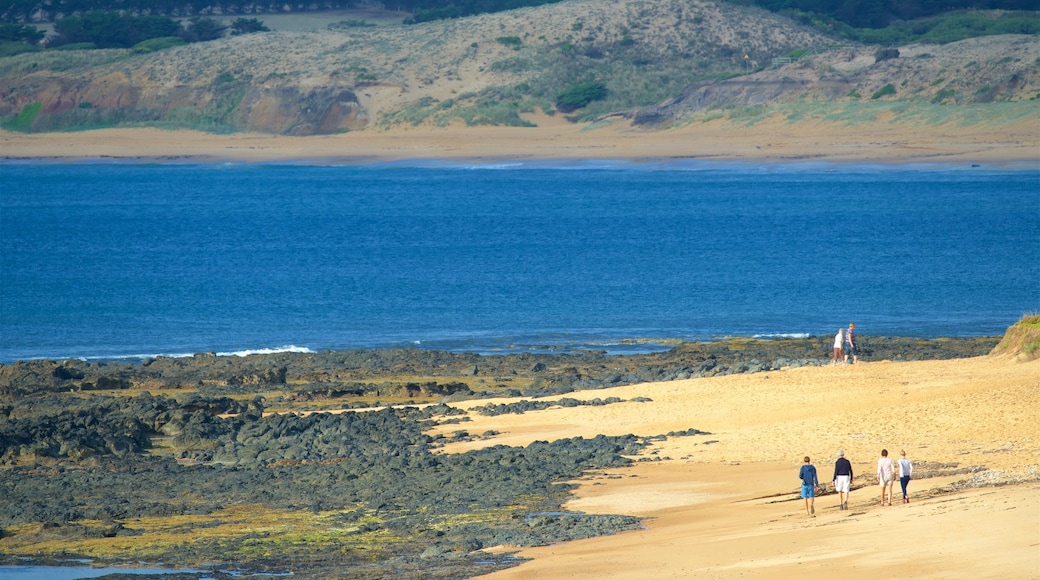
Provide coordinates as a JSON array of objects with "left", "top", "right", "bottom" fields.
[
  {"left": 831, "top": 322, "right": 859, "bottom": 365},
  {"left": 798, "top": 449, "right": 913, "bottom": 517}
]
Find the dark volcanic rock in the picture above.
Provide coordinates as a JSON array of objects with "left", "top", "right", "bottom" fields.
[{"left": 0, "top": 336, "right": 998, "bottom": 402}]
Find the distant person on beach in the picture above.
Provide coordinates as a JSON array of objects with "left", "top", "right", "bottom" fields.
[
  {"left": 832, "top": 328, "right": 845, "bottom": 365},
  {"left": 799, "top": 456, "right": 819, "bottom": 517},
  {"left": 898, "top": 450, "right": 914, "bottom": 503},
  {"left": 877, "top": 449, "right": 895, "bottom": 506},
  {"left": 844, "top": 323, "right": 859, "bottom": 364},
  {"left": 833, "top": 449, "right": 853, "bottom": 510}
]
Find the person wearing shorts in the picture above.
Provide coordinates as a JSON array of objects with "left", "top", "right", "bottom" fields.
[
  {"left": 799, "top": 455, "right": 819, "bottom": 517},
  {"left": 844, "top": 323, "right": 859, "bottom": 364},
  {"left": 833, "top": 449, "right": 853, "bottom": 510},
  {"left": 832, "top": 328, "right": 845, "bottom": 365},
  {"left": 877, "top": 449, "right": 895, "bottom": 506}
]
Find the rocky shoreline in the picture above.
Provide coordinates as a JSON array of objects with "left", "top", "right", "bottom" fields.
[
  {"left": 0, "top": 336, "right": 1001, "bottom": 579},
  {"left": 0, "top": 335, "right": 999, "bottom": 402}
]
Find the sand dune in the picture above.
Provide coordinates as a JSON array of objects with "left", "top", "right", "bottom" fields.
[{"left": 424, "top": 355, "right": 1040, "bottom": 578}]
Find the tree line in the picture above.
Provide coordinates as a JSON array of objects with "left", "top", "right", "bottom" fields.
[
  {"left": 723, "top": 0, "right": 1036, "bottom": 30},
  {"left": 0, "top": 0, "right": 1035, "bottom": 29},
  {"left": 0, "top": 11, "right": 268, "bottom": 50},
  {"left": 0, "top": 1, "right": 358, "bottom": 22}
]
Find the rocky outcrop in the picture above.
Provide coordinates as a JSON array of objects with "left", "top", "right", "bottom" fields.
[{"left": 0, "top": 336, "right": 1000, "bottom": 401}]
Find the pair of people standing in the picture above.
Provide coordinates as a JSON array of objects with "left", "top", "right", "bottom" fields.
[
  {"left": 878, "top": 449, "right": 914, "bottom": 505},
  {"left": 801, "top": 453, "right": 851, "bottom": 515},
  {"left": 832, "top": 323, "right": 859, "bottom": 365}
]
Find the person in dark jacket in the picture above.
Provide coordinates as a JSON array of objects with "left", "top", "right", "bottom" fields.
[
  {"left": 833, "top": 449, "right": 854, "bottom": 510},
  {"left": 799, "top": 456, "right": 819, "bottom": 517}
]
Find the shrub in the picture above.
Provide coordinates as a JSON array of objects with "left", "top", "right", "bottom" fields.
[
  {"left": 556, "top": 81, "right": 607, "bottom": 112},
  {"left": 181, "top": 17, "right": 227, "bottom": 42},
  {"left": 496, "top": 36, "right": 522, "bottom": 50},
  {"left": 131, "top": 36, "right": 186, "bottom": 53},
  {"left": 328, "top": 19, "right": 375, "bottom": 29},
  {"left": 871, "top": 84, "right": 896, "bottom": 99},
  {"left": 0, "top": 23, "right": 44, "bottom": 45},
  {"left": 0, "top": 40, "right": 40, "bottom": 57},
  {"left": 931, "top": 89, "right": 955, "bottom": 104},
  {"left": 874, "top": 48, "right": 899, "bottom": 62},
  {"left": 53, "top": 42, "right": 97, "bottom": 51},
  {"left": 231, "top": 18, "right": 270, "bottom": 35}
]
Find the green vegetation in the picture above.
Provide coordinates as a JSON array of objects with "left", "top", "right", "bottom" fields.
[
  {"left": 833, "top": 11, "right": 1040, "bottom": 44},
  {"left": 4, "top": 0, "right": 1035, "bottom": 41},
  {"left": 379, "top": 90, "right": 539, "bottom": 128},
  {"left": 1, "top": 101, "right": 41, "bottom": 132},
  {"left": 130, "top": 36, "right": 185, "bottom": 53},
  {"left": 555, "top": 81, "right": 607, "bottom": 113},
  {"left": 50, "top": 11, "right": 182, "bottom": 48},
  {"left": 495, "top": 36, "right": 523, "bottom": 50},
  {"left": 991, "top": 315, "right": 1040, "bottom": 360},
  {"left": 871, "top": 84, "right": 896, "bottom": 99},
  {"left": 328, "top": 19, "right": 377, "bottom": 30},
  {"left": 19, "top": 10, "right": 267, "bottom": 49},
  {"left": 931, "top": 89, "right": 956, "bottom": 104},
  {"left": 0, "top": 39, "right": 38, "bottom": 56},
  {"left": 722, "top": 0, "right": 1034, "bottom": 29},
  {"left": 231, "top": 17, "right": 270, "bottom": 35},
  {"left": 180, "top": 16, "right": 227, "bottom": 42},
  {"left": 0, "top": 22, "right": 43, "bottom": 44}
]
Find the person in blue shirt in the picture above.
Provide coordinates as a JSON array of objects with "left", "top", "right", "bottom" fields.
[{"left": 799, "top": 455, "right": 820, "bottom": 517}]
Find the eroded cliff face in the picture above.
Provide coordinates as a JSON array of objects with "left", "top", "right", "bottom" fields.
[
  {"left": 627, "top": 35, "right": 1040, "bottom": 126},
  {"left": 0, "top": 66, "right": 367, "bottom": 134}
]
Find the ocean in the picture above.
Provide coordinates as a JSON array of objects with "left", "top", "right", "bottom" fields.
[{"left": 1, "top": 161, "right": 1037, "bottom": 362}]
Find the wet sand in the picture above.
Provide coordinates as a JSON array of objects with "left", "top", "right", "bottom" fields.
[{"left": 428, "top": 355, "right": 1040, "bottom": 579}]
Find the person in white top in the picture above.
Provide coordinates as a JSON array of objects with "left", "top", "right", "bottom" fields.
[
  {"left": 832, "top": 328, "right": 845, "bottom": 366},
  {"left": 898, "top": 450, "right": 914, "bottom": 504},
  {"left": 877, "top": 449, "right": 895, "bottom": 506}
]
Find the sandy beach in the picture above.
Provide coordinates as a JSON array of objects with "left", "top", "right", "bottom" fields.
[
  {"left": 3, "top": 118, "right": 1037, "bottom": 578},
  {"left": 420, "top": 354, "right": 1040, "bottom": 579},
  {"left": 2, "top": 113, "right": 1038, "bottom": 166}
]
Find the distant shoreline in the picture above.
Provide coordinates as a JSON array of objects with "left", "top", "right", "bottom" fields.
[
  {"left": 2, "top": 154, "right": 1036, "bottom": 171},
  {"left": 3, "top": 113, "right": 1037, "bottom": 167}
]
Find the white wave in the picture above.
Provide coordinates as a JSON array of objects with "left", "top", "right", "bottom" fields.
[
  {"left": 215, "top": 345, "right": 315, "bottom": 357},
  {"left": 752, "top": 333, "right": 812, "bottom": 339},
  {"left": 461, "top": 162, "right": 526, "bottom": 170}
]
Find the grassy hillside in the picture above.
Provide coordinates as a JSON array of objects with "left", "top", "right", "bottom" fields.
[{"left": 0, "top": 0, "right": 1037, "bottom": 135}]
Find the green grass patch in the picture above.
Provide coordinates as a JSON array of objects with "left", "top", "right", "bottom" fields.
[
  {"left": 0, "top": 40, "right": 40, "bottom": 57},
  {"left": 1, "top": 101, "right": 42, "bottom": 132},
  {"left": 871, "top": 84, "right": 896, "bottom": 99},
  {"left": 131, "top": 36, "right": 186, "bottom": 53}
]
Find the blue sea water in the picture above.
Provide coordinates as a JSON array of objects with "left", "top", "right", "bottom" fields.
[{"left": 1, "top": 161, "right": 1037, "bottom": 362}]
